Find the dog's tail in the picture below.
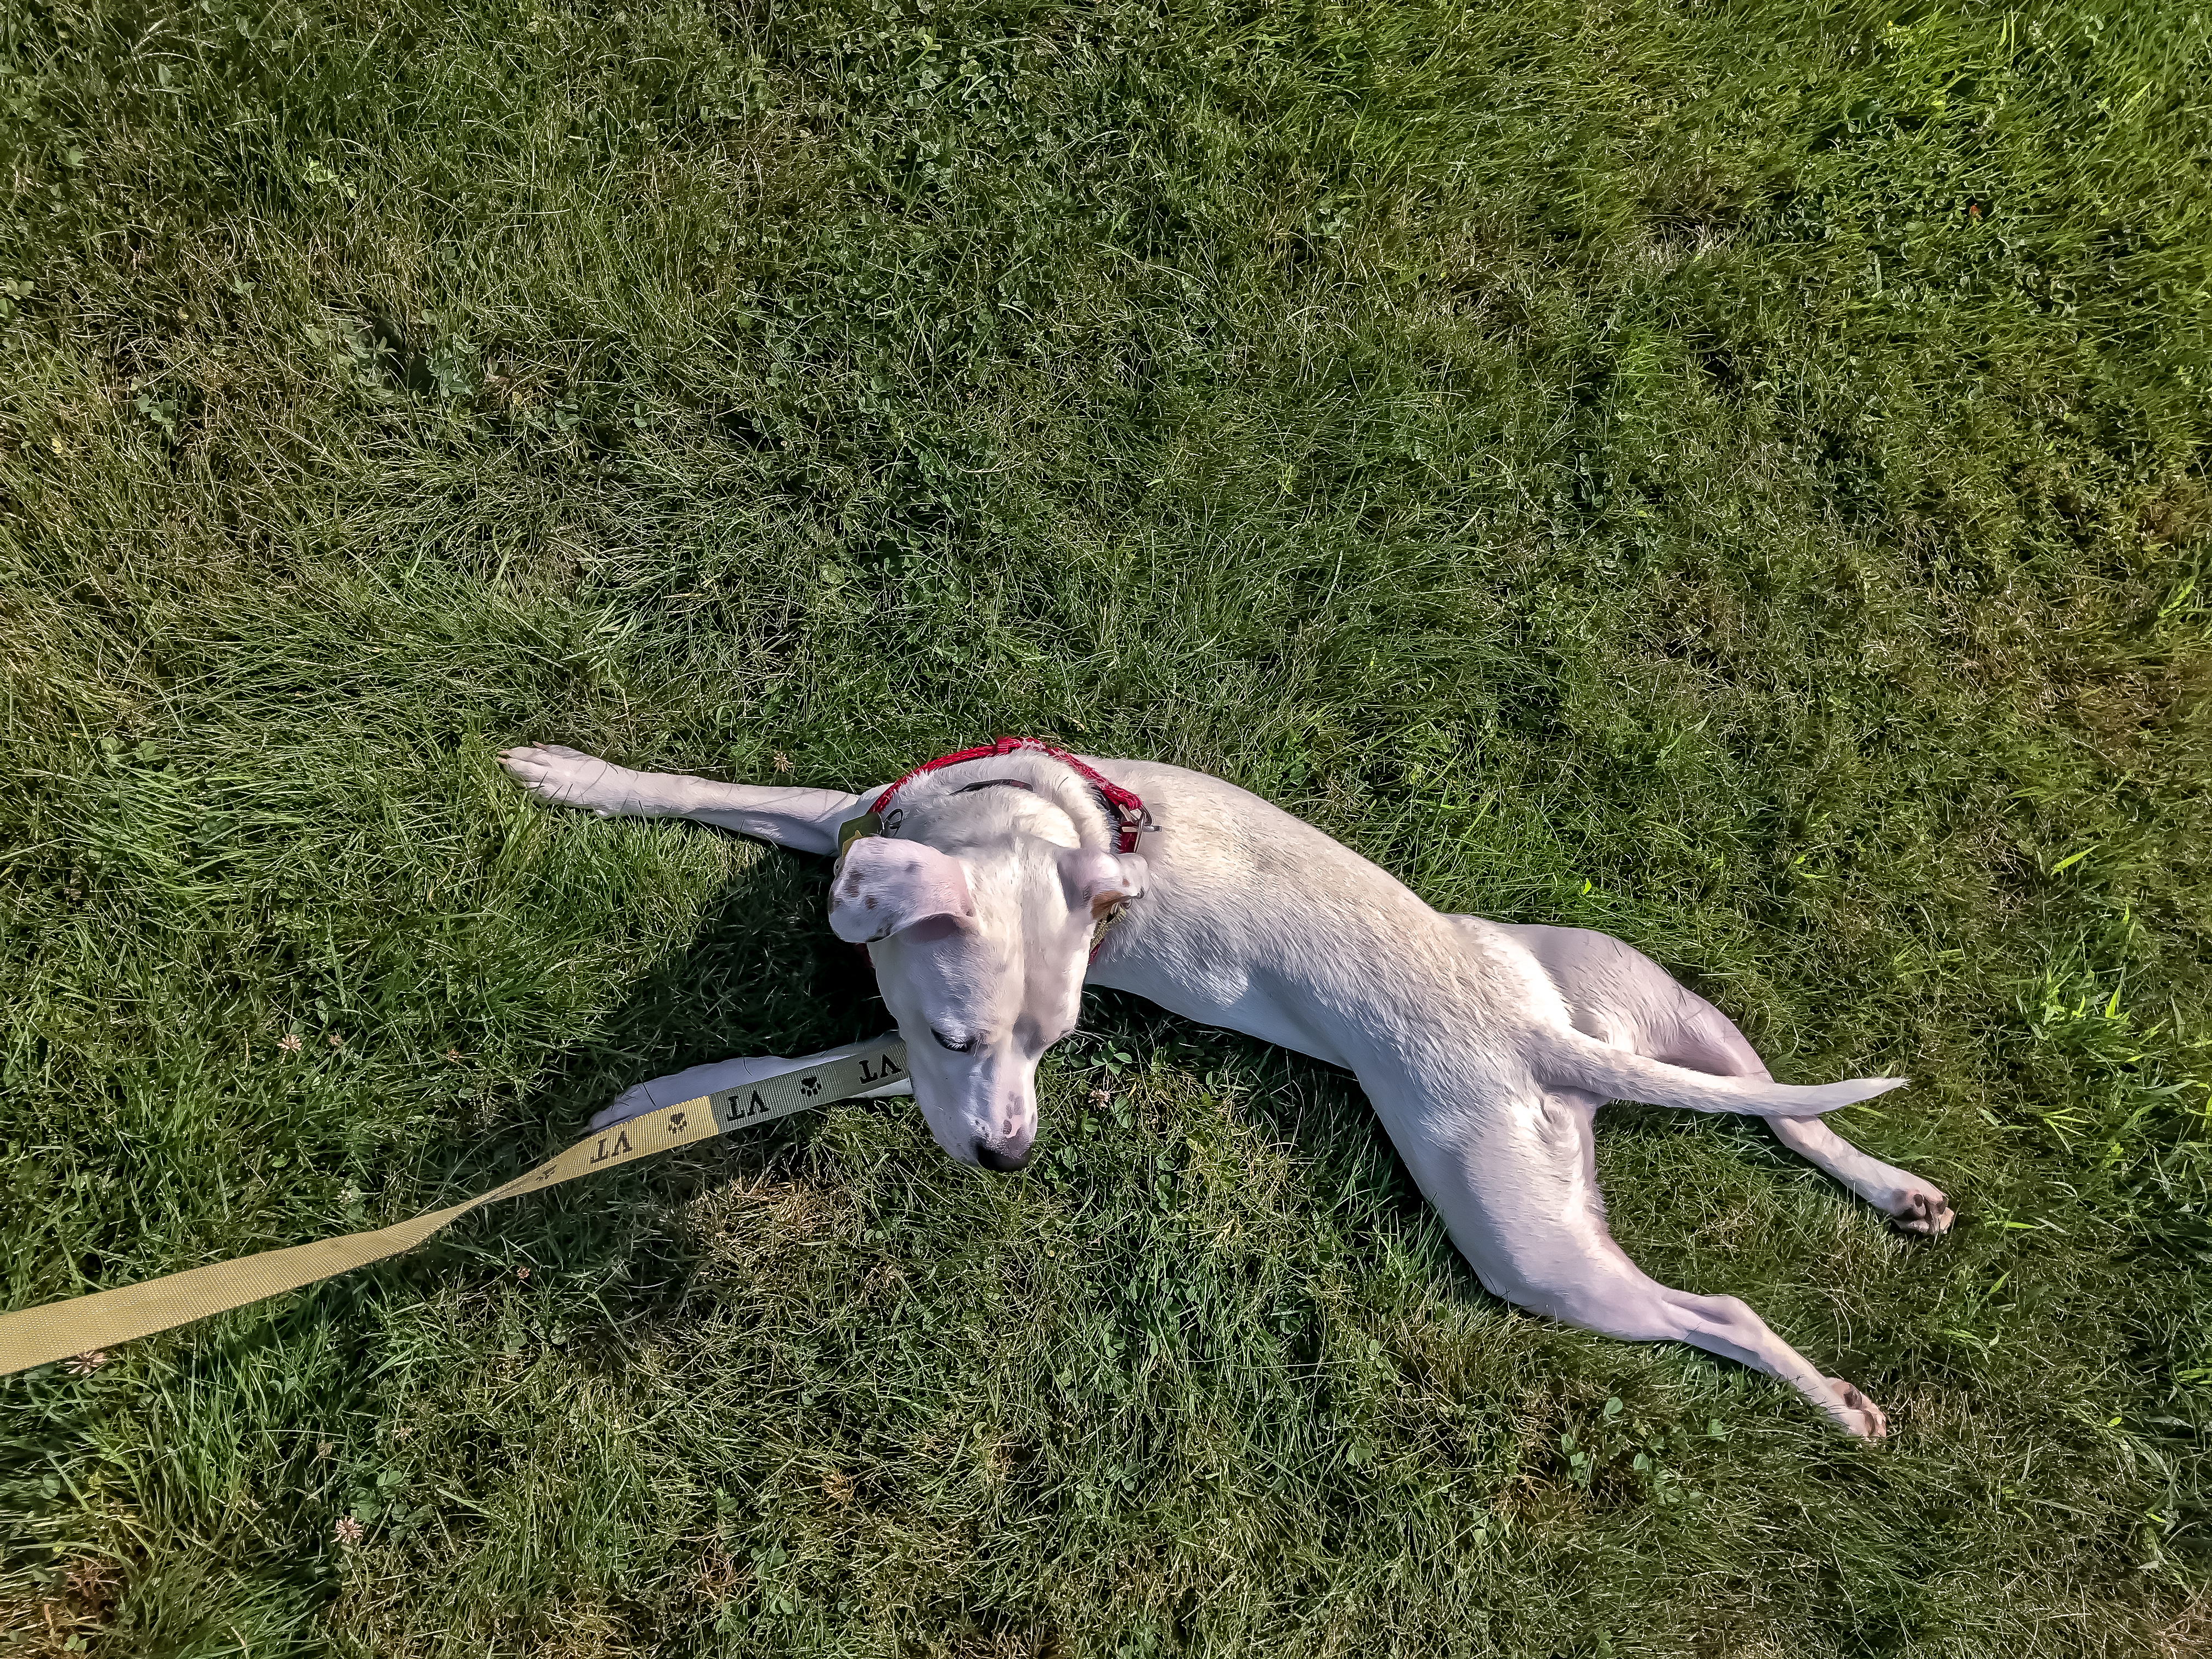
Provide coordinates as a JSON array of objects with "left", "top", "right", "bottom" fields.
[{"left": 1542, "top": 1029, "right": 1905, "bottom": 1119}]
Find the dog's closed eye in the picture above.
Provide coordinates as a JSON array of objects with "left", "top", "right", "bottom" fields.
[{"left": 932, "top": 1027, "right": 977, "bottom": 1052}]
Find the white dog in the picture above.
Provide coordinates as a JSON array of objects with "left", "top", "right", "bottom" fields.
[{"left": 500, "top": 737, "right": 1951, "bottom": 1437}]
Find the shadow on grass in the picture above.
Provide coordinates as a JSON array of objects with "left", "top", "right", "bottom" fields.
[{"left": 169, "top": 843, "right": 893, "bottom": 1388}]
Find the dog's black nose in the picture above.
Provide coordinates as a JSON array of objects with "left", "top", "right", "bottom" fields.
[{"left": 974, "top": 1137, "right": 1032, "bottom": 1172}]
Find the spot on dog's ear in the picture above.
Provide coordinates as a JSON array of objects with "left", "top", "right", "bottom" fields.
[{"left": 828, "top": 836, "right": 977, "bottom": 944}]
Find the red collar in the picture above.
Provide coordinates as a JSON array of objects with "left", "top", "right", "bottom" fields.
[{"left": 862, "top": 737, "right": 1151, "bottom": 855}]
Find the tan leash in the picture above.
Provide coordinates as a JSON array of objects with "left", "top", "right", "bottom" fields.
[{"left": 0, "top": 1036, "right": 910, "bottom": 1378}]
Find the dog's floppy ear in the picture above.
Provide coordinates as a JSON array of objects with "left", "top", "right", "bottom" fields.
[
  {"left": 830, "top": 838, "right": 977, "bottom": 943},
  {"left": 1059, "top": 847, "right": 1146, "bottom": 920}
]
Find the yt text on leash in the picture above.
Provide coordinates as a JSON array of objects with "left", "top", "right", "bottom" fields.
[{"left": 500, "top": 738, "right": 1951, "bottom": 1438}]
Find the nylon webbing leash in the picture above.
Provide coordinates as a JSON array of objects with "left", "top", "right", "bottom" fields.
[{"left": 0, "top": 1036, "right": 910, "bottom": 1378}]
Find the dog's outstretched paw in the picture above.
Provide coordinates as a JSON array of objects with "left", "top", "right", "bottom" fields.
[
  {"left": 1824, "top": 1377, "right": 1888, "bottom": 1440},
  {"left": 498, "top": 743, "right": 630, "bottom": 816},
  {"left": 1882, "top": 1180, "right": 1955, "bottom": 1237},
  {"left": 590, "top": 1085, "right": 656, "bottom": 1131}
]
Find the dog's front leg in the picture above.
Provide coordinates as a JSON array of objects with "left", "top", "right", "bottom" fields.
[{"left": 498, "top": 743, "right": 871, "bottom": 856}]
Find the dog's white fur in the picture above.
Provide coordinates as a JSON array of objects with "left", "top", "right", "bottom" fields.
[{"left": 500, "top": 741, "right": 1952, "bottom": 1437}]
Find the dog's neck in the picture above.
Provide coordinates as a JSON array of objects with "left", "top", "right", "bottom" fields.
[
  {"left": 950, "top": 776, "right": 1038, "bottom": 798},
  {"left": 877, "top": 749, "right": 1119, "bottom": 854}
]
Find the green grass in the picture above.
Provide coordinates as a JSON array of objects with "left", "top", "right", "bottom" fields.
[{"left": 3, "top": 0, "right": 2210, "bottom": 1651}]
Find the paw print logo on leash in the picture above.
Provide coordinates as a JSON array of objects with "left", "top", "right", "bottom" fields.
[{"left": 800, "top": 1076, "right": 821, "bottom": 1097}]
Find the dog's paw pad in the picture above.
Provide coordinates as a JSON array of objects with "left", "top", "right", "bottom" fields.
[
  {"left": 1885, "top": 1182, "right": 1954, "bottom": 1237},
  {"left": 590, "top": 1088, "right": 654, "bottom": 1131},
  {"left": 1825, "top": 1377, "right": 1888, "bottom": 1440}
]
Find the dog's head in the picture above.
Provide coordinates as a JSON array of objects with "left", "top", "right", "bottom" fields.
[{"left": 829, "top": 827, "right": 1142, "bottom": 1169}]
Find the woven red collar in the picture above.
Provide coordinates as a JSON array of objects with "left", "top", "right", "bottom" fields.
[{"left": 863, "top": 737, "right": 1150, "bottom": 854}]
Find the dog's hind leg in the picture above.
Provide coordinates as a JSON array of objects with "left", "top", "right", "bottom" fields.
[
  {"left": 1762, "top": 1112, "right": 1953, "bottom": 1235},
  {"left": 1470, "top": 921, "right": 1953, "bottom": 1236},
  {"left": 499, "top": 743, "right": 874, "bottom": 856},
  {"left": 1525, "top": 1240, "right": 1891, "bottom": 1440},
  {"left": 1382, "top": 1080, "right": 1888, "bottom": 1437}
]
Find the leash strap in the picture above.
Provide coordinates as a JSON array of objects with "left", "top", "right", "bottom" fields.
[{"left": 0, "top": 1036, "right": 909, "bottom": 1378}]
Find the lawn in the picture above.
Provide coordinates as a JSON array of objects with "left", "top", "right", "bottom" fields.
[{"left": 3, "top": 0, "right": 2210, "bottom": 1652}]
